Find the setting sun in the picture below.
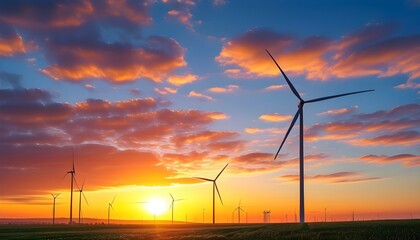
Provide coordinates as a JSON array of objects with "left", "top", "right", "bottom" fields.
[{"left": 145, "top": 198, "right": 168, "bottom": 216}]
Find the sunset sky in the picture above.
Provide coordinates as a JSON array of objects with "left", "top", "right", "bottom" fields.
[{"left": 0, "top": 0, "right": 419, "bottom": 223}]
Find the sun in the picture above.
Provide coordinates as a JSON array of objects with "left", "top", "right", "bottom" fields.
[{"left": 145, "top": 198, "right": 167, "bottom": 216}]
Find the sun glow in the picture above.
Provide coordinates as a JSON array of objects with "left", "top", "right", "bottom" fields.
[{"left": 145, "top": 198, "right": 168, "bottom": 216}]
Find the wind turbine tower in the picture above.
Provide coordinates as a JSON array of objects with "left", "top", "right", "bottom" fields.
[
  {"left": 51, "top": 193, "right": 61, "bottom": 224},
  {"left": 266, "top": 49, "right": 373, "bottom": 224},
  {"left": 233, "top": 200, "right": 244, "bottom": 223},
  {"left": 169, "top": 193, "right": 184, "bottom": 224},
  {"left": 64, "top": 150, "right": 76, "bottom": 224},
  {"left": 108, "top": 196, "right": 116, "bottom": 224},
  {"left": 77, "top": 180, "right": 89, "bottom": 224},
  {"left": 195, "top": 163, "right": 229, "bottom": 224}
]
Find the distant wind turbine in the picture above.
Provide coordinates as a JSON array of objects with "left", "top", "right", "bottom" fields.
[
  {"left": 169, "top": 193, "right": 184, "bottom": 224},
  {"left": 64, "top": 149, "right": 76, "bottom": 224},
  {"left": 51, "top": 193, "right": 61, "bottom": 224},
  {"left": 195, "top": 163, "right": 229, "bottom": 224},
  {"left": 76, "top": 179, "right": 89, "bottom": 224},
  {"left": 266, "top": 49, "right": 374, "bottom": 224},
  {"left": 233, "top": 200, "right": 244, "bottom": 223},
  {"left": 108, "top": 196, "right": 116, "bottom": 224}
]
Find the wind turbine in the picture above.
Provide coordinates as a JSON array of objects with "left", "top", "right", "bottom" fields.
[
  {"left": 108, "top": 196, "right": 116, "bottom": 224},
  {"left": 76, "top": 179, "right": 89, "bottom": 224},
  {"left": 266, "top": 49, "right": 374, "bottom": 224},
  {"left": 233, "top": 200, "right": 244, "bottom": 223},
  {"left": 51, "top": 193, "right": 61, "bottom": 224},
  {"left": 169, "top": 193, "right": 184, "bottom": 224},
  {"left": 195, "top": 163, "right": 229, "bottom": 224},
  {"left": 64, "top": 149, "right": 76, "bottom": 224}
]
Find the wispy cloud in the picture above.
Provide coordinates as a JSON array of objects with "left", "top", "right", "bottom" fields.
[
  {"left": 263, "top": 84, "right": 287, "bottom": 91},
  {"left": 188, "top": 90, "right": 214, "bottom": 101},
  {"left": 359, "top": 154, "right": 420, "bottom": 167},
  {"left": 279, "top": 171, "right": 381, "bottom": 184},
  {"left": 317, "top": 105, "right": 359, "bottom": 116},
  {"left": 259, "top": 113, "right": 292, "bottom": 122},
  {"left": 208, "top": 84, "right": 239, "bottom": 93}
]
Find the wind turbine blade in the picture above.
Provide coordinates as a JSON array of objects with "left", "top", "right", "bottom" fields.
[
  {"left": 215, "top": 163, "right": 229, "bottom": 181},
  {"left": 62, "top": 172, "right": 69, "bottom": 179},
  {"left": 82, "top": 192, "right": 89, "bottom": 206},
  {"left": 305, "top": 90, "right": 374, "bottom": 104},
  {"left": 274, "top": 108, "right": 301, "bottom": 160},
  {"left": 111, "top": 195, "right": 116, "bottom": 205},
  {"left": 175, "top": 199, "right": 184, "bottom": 201},
  {"left": 57, "top": 193, "right": 61, "bottom": 197},
  {"left": 169, "top": 193, "right": 174, "bottom": 201},
  {"left": 81, "top": 179, "right": 86, "bottom": 191},
  {"left": 266, "top": 49, "right": 303, "bottom": 101},
  {"left": 214, "top": 183, "right": 223, "bottom": 205},
  {"left": 74, "top": 177, "right": 80, "bottom": 191},
  {"left": 195, "top": 177, "right": 213, "bottom": 182},
  {"left": 72, "top": 148, "right": 75, "bottom": 172}
]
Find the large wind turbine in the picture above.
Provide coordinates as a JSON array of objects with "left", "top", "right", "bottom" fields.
[
  {"left": 266, "top": 49, "right": 373, "bottom": 224},
  {"left": 64, "top": 150, "right": 76, "bottom": 224},
  {"left": 169, "top": 193, "right": 183, "bottom": 224},
  {"left": 51, "top": 193, "right": 61, "bottom": 224},
  {"left": 195, "top": 163, "right": 229, "bottom": 224},
  {"left": 76, "top": 179, "right": 89, "bottom": 224},
  {"left": 108, "top": 196, "right": 116, "bottom": 224}
]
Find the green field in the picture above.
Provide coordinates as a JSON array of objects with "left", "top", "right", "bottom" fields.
[{"left": 0, "top": 220, "right": 419, "bottom": 240}]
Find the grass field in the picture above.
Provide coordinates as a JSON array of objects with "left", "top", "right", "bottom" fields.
[{"left": 0, "top": 220, "right": 419, "bottom": 240}]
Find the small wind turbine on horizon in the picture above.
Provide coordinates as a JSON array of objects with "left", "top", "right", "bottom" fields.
[
  {"left": 51, "top": 193, "right": 61, "bottom": 224},
  {"left": 108, "top": 196, "right": 116, "bottom": 224},
  {"left": 64, "top": 149, "right": 76, "bottom": 224},
  {"left": 76, "top": 179, "right": 89, "bottom": 224},
  {"left": 169, "top": 193, "right": 184, "bottom": 224},
  {"left": 233, "top": 200, "right": 244, "bottom": 224},
  {"left": 266, "top": 49, "right": 374, "bottom": 224},
  {"left": 195, "top": 163, "right": 229, "bottom": 224}
]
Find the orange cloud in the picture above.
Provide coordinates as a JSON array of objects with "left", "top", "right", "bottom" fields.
[
  {"left": 0, "top": 34, "right": 27, "bottom": 56},
  {"left": 359, "top": 154, "right": 420, "bottom": 167},
  {"left": 208, "top": 84, "right": 239, "bottom": 93},
  {"left": 0, "top": 0, "right": 150, "bottom": 29},
  {"left": 164, "top": 0, "right": 195, "bottom": 28},
  {"left": 167, "top": 74, "right": 198, "bottom": 86},
  {"left": 155, "top": 87, "right": 178, "bottom": 95},
  {"left": 263, "top": 84, "right": 287, "bottom": 91},
  {"left": 279, "top": 171, "right": 381, "bottom": 184},
  {"left": 188, "top": 91, "right": 214, "bottom": 101},
  {"left": 244, "top": 127, "right": 283, "bottom": 134},
  {"left": 347, "top": 131, "right": 419, "bottom": 147},
  {"left": 259, "top": 113, "right": 292, "bottom": 122},
  {"left": 42, "top": 36, "right": 186, "bottom": 83},
  {"left": 306, "top": 104, "right": 419, "bottom": 143},
  {"left": 317, "top": 105, "right": 359, "bottom": 116},
  {"left": 216, "top": 25, "right": 420, "bottom": 86}
]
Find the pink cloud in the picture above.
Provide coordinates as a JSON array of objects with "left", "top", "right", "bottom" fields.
[
  {"left": 359, "top": 154, "right": 420, "bottom": 167},
  {"left": 188, "top": 90, "right": 214, "bottom": 101}
]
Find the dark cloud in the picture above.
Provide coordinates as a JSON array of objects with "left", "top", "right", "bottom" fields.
[{"left": 0, "top": 71, "right": 22, "bottom": 88}]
